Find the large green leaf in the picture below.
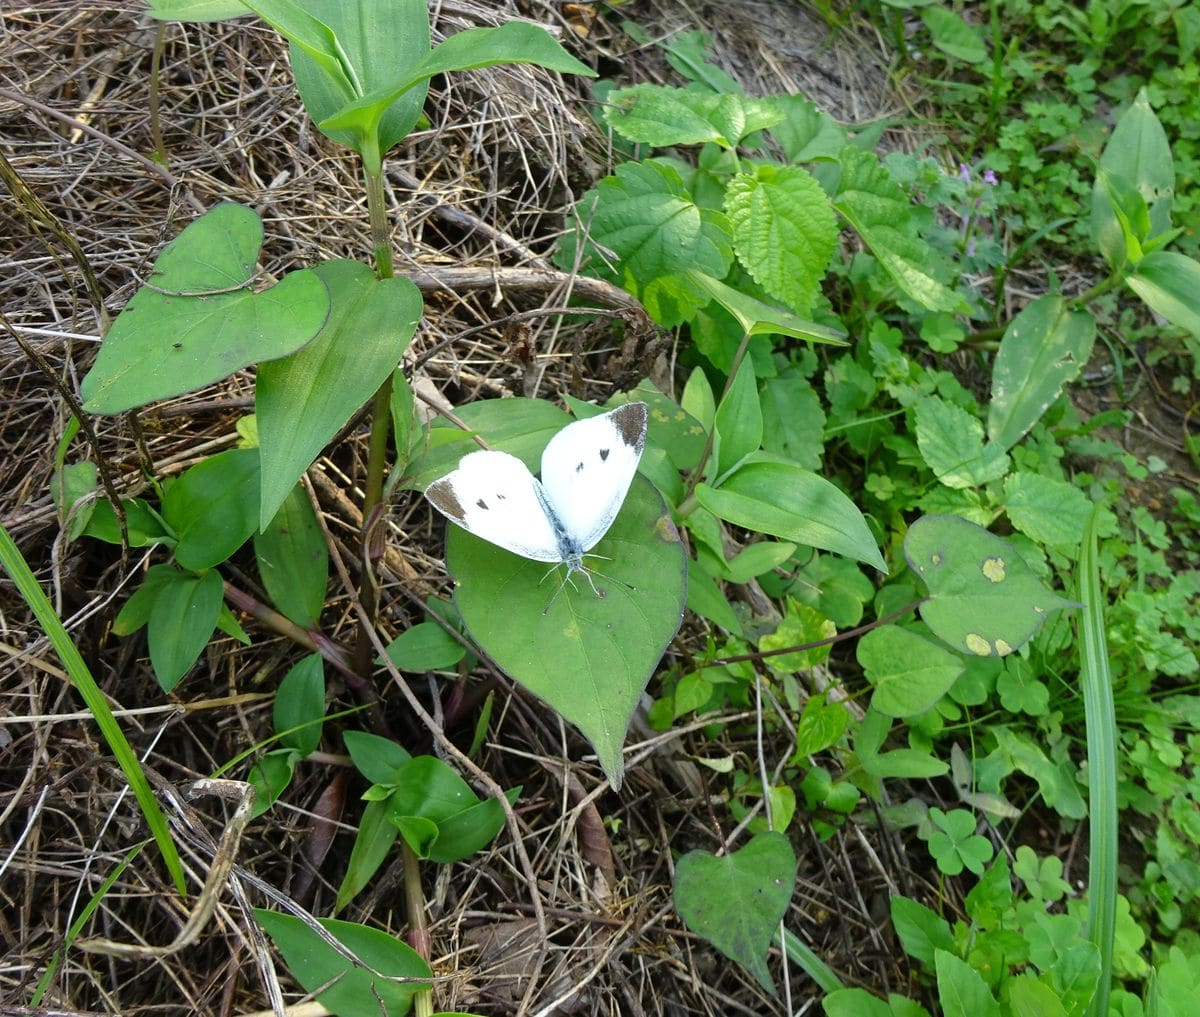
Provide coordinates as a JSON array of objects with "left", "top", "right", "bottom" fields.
[
  {"left": 1125, "top": 250, "right": 1200, "bottom": 340},
  {"left": 695, "top": 459, "right": 886, "bottom": 572},
  {"left": 255, "top": 910, "right": 431, "bottom": 1017},
  {"left": 256, "top": 260, "right": 422, "bottom": 527},
  {"left": 986, "top": 294, "right": 1096, "bottom": 450},
  {"left": 904, "top": 515, "right": 1076, "bottom": 657},
  {"left": 674, "top": 832, "right": 797, "bottom": 992},
  {"left": 724, "top": 164, "right": 838, "bottom": 316},
  {"left": 81, "top": 203, "right": 328, "bottom": 414},
  {"left": 1090, "top": 88, "right": 1174, "bottom": 269},
  {"left": 1002, "top": 472, "right": 1093, "bottom": 554},
  {"left": 585, "top": 160, "right": 734, "bottom": 327},
  {"left": 446, "top": 477, "right": 686, "bottom": 790}
]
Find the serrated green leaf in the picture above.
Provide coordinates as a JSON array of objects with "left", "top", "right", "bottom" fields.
[
  {"left": 915, "top": 396, "right": 1010, "bottom": 488},
  {"left": 724, "top": 164, "right": 837, "bottom": 315},
  {"left": 833, "top": 147, "right": 966, "bottom": 313},
  {"left": 604, "top": 85, "right": 782, "bottom": 148},
  {"left": 1003, "top": 472, "right": 1092, "bottom": 554},
  {"left": 587, "top": 160, "right": 733, "bottom": 327},
  {"left": 769, "top": 95, "right": 847, "bottom": 163}
]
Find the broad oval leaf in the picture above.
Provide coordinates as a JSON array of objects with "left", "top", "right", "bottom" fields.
[
  {"left": 163, "top": 447, "right": 261, "bottom": 571},
  {"left": 254, "top": 909, "right": 431, "bottom": 1017},
  {"left": 81, "top": 203, "right": 329, "bottom": 414},
  {"left": 275, "top": 653, "right": 325, "bottom": 757},
  {"left": 921, "top": 5, "right": 988, "bottom": 63},
  {"left": 146, "top": 568, "right": 224, "bottom": 692},
  {"left": 674, "top": 831, "right": 797, "bottom": 992},
  {"left": 695, "top": 460, "right": 886, "bottom": 572},
  {"left": 986, "top": 294, "right": 1096, "bottom": 450},
  {"left": 256, "top": 259, "right": 422, "bottom": 527},
  {"left": 904, "top": 514, "right": 1076, "bottom": 657},
  {"left": 384, "top": 621, "right": 466, "bottom": 671},
  {"left": 446, "top": 476, "right": 687, "bottom": 790}
]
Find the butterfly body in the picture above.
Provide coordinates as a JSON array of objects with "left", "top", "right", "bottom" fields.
[{"left": 425, "top": 403, "right": 649, "bottom": 590}]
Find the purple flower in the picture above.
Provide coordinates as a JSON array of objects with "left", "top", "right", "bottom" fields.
[
  {"left": 983, "top": 168, "right": 998, "bottom": 186},
  {"left": 958, "top": 163, "right": 971, "bottom": 182}
]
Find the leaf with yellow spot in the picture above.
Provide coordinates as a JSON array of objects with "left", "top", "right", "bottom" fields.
[{"left": 904, "top": 515, "right": 1077, "bottom": 657}]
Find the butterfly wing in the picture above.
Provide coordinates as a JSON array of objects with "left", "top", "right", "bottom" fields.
[
  {"left": 538, "top": 402, "right": 648, "bottom": 553},
  {"left": 424, "top": 450, "right": 563, "bottom": 563}
]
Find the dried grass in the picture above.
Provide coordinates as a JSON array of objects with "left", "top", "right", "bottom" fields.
[{"left": 2, "top": 3, "right": 924, "bottom": 1014}]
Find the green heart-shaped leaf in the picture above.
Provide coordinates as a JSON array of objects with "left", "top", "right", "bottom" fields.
[
  {"left": 81, "top": 203, "right": 329, "bottom": 414},
  {"left": 447, "top": 476, "right": 686, "bottom": 790},
  {"left": 674, "top": 831, "right": 797, "bottom": 992},
  {"left": 905, "top": 514, "right": 1077, "bottom": 657}
]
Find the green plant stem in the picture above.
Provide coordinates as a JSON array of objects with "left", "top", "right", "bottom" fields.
[
  {"left": 402, "top": 839, "right": 434, "bottom": 1017},
  {"left": 351, "top": 162, "right": 400, "bottom": 677},
  {"left": 1080, "top": 505, "right": 1118, "bottom": 1017}
]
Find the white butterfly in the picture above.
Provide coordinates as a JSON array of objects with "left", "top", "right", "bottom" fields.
[{"left": 425, "top": 403, "right": 649, "bottom": 600}]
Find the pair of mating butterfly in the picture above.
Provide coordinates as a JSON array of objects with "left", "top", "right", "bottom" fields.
[{"left": 424, "top": 403, "right": 648, "bottom": 600}]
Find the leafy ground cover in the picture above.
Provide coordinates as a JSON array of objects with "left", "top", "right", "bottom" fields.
[{"left": 1, "top": 2, "right": 1197, "bottom": 1015}]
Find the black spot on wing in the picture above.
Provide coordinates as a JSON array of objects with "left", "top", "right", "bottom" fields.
[
  {"left": 475, "top": 498, "right": 489, "bottom": 510},
  {"left": 599, "top": 448, "right": 610, "bottom": 461},
  {"left": 575, "top": 461, "right": 584, "bottom": 472}
]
